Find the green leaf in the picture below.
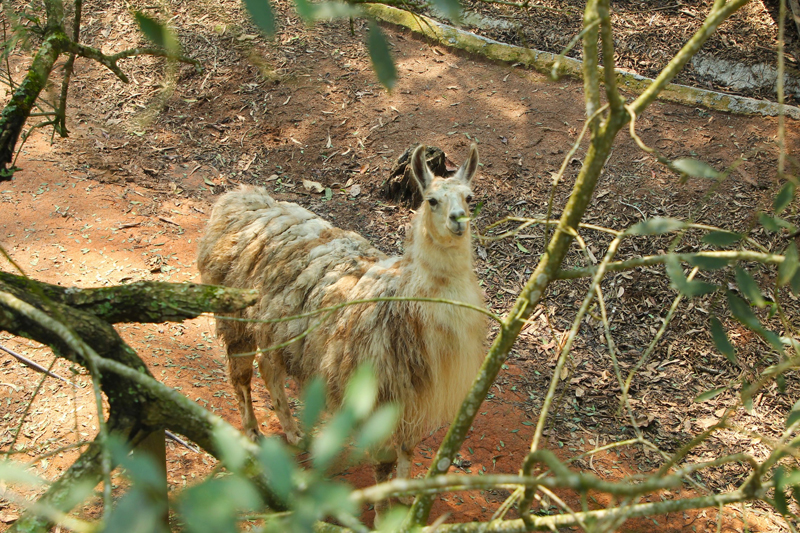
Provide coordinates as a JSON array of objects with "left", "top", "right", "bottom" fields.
[
  {"left": 627, "top": 217, "right": 685, "bottom": 236},
  {"left": 293, "top": 0, "right": 314, "bottom": 20},
  {"left": 726, "top": 291, "right": 784, "bottom": 353},
  {"left": 760, "top": 212, "right": 781, "bottom": 232},
  {"left": 471, "top": 200, "right": 485, "bottom": 219},
  {"left": 774, "top": 467, "right": 789, "bottom": 515},
  {"left": 759, "top": 213, "right": 797, "bottom": 233},
  {"left": 791, "top": 269, "right": 800, "bottom": 297},
  {"left": 103, "top": 488, "right": 167, "bottom": 533},
  {"left": 134, "top": 12, "right": 169, "bottom": 49},
  {"left": 687, "top": 255, "right": 729, "bottom": 270},
  {"left": 243, "top": 0, "right": 276, "bottom": 36},
  {"left": 709, "top": 316, "right": 736, "bottom": 364},
  {"left": 763, "top": 329, "right": 785, "bottom": 353},
  {"left": 671, "top": 158, "right": 720, "bottom": 179},
  {"left": 305, "top": 481, "right": 358, "bottom": 524},
  {"left": 776, "top": 465, "right": 787, "bottom": 489},
  {"left": 665, "top": 255, "right": 718, "bottom": 297},
  {"left": 355, "top": 404, "right": 399, "bottom": 452},
  {"left": 701, "top": 230, "right": 742, "bottom": 247},
  {"left": 787, "top": 399, "right": 800, "bottom": 429},
  {"left": 0, "top": 460, "right": 46, "bottom": 486},
  {"left": 344, "top": 364, "right": 378, "bottom": 419},
  {"left": 774, "top": 181, "right": 796, "bottom": 214},
  {"left": 367, "top": 21, "right": 397, "bottom": 90},
  {"left": 179, "top": 476, "right": 261, "bottom": 533},
  {"left": 257, "top": 437, "right": 296, "bottom": 500},
  {"left": 375, "top": 506, "right": 411, "bottom": 531},
  {"left": 694, "top": 386, "right": 726, "bottom": 403},
  {"left": 778, "top": 242, "right": 799, "bottom": 287},
  {"left": 309, "top": 2, "right": 361, "bottom": 19},
  {"left": 212, "top": 424, "right": 248, "bottom": 472},
  {"left": 726, "top": 291, "right": 761, "bottom": 331},
  {"left": 735, "top": 266, "right": 766, "bottom": 307},
  {"left": 782, "top": 467, "right": 800, "bottom": 487},
  {"left": 109, "top": 436, "right": 165, "bottom": 492},
  {"left": 300, "top": 377, "right": 326, "bottom": 432},
  {"left": 743, "top": 389, "right": 753, "bottom": 414},
  {"left": 311, "top": 409, "right": 356, "bottom": 470},
  {"left": 430, "top": 0, "right": 462, "bottom": 22},
  {"left": 516, "top": 241, "right": 530, "bottom": 253}
]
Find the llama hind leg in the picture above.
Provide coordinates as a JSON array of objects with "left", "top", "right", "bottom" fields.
[
  {"left": 373, "top": 448, "right": 398, "bottom": 519},
  {"left": 256, "top": 352, "right": 304, "bottom": 445},
  {"left": 227, "top": 342, "right": 261, "bottom": 441},
  {"left": 395, "top": 442, "right": 416, "bottom": 505}
]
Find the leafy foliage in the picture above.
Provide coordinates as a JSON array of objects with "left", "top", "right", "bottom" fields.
[
  {"left": 670, "top": 158, "right": 720, "bottom": 179},
  {"left": 367, "top": 21, "right": 398, "bottom": 91},
  {"left": 200, "top": 366, "right": 396, "bottom": 531},
  {"left": 134, "top": 12, "right": 179, "bottom": 52},
  {"left": 243, "top": 0, "right": 276, "bottom": 36},
  {"left": 701, "top": 230, "right": 743, "bottom": 247}
]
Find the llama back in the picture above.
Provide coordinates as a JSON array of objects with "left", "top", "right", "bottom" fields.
[{"left": 197, "top": 186, "right": 395, "bottom": 369}]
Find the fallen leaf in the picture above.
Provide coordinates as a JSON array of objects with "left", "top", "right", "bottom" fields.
[
  {"left": 0, "top": 512, "right": 19, "bottom": 524},
  {"left": 302, "top": 179, "right": 324, "bottom": 193}
]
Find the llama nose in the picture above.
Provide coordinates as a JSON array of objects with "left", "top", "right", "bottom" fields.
[{"left": 449, "top": 209, "right": 466, "bottom": 222}]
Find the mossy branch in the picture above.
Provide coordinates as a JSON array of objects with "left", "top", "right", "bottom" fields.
[
  {"left": 63, "top": 42, "right": 203, "bottom": 83},
  {"left": 424, "top": 488, "right": 761, "bottom": 532},
  {"left": 556, "top": 250, "right": 785, "bottom": 279},
  {"left": 0, "top": 272, "right": 258, "bottom": 323}
]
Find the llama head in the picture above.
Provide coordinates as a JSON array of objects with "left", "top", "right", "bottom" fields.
[{"left": 410, "top": 144, "right": 479, "bottom": 246}]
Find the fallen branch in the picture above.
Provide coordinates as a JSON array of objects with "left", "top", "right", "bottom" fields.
[
  {"left": 0, "top": 272, "right": 258, "bottom": 323},
  {"left": 362, "top": 3, "right": 800, "bottom": 120}
]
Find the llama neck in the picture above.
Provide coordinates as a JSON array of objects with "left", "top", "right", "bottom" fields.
[{"left": 401, "top": 218, "right": 475, "bottom": 292}]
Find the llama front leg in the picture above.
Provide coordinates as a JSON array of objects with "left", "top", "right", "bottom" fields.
[
  {"left": 256, "top": 352, "right": 304, "bottom": 445},
  {"left": 227, "top": 342, "right": 260, "bottom": 441}
]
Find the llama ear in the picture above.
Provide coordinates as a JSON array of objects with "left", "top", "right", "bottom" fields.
[
  {"left": 454, "top": 143, "right": 479, "bottom": 185},
  {"left": 410, "top": 144, "right": 434, "bottom": 193}
]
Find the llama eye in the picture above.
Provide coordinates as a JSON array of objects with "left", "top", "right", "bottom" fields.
[
  {"left": 466, "top": 195, "right": 473, "bottom": 203},
  {"left": 427, "top": 198, "right": 438, "bottom": 207}
]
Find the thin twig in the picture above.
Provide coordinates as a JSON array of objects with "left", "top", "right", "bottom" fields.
[{"left": 0, "top": 343, "right": 67, "bottom": 382}]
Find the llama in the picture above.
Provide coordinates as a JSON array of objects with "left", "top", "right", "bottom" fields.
[{"left": 197, "top": 144, "right": 487, "bottom": 484}]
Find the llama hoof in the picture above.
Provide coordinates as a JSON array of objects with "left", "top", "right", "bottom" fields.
[
  {"left": 373, "top": 500, "right": 390, "bottom": 525},
  {"left": 284, "top": 429, "right": 305, "bottom": 446},
  {"left": 245, "top": 428, "right": 262, "bottom": 442}
]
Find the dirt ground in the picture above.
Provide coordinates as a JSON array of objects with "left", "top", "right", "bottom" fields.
[{"left": 1, "top": 0, "right": 800, "bottom": 530}]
